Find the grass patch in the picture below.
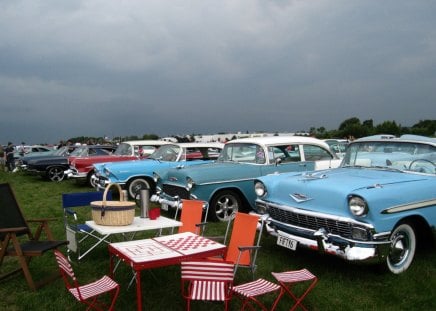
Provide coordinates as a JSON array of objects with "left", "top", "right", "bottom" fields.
[{"left": 1, "top": 171, "right": 435, "bottom": 310}]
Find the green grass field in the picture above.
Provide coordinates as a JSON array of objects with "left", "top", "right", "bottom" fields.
[{"left": 0, "top": 170, "right": 435, "bottom": 310}]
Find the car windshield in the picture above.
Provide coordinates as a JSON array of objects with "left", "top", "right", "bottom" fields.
[
  {"left": 69, "top": 146, "right": 89, "bottom": 157},
  {"left": 148, "top": 144, "right": 181, "bottom": 161},
  {"left": 342, "top": 140, "right": 436, "bottom": 174},
  {"left": 113, "top": 143, "right": 133, "bottom": 156},
  {"left": 217, "top": 143, "right": 266, "bottom": 164}
]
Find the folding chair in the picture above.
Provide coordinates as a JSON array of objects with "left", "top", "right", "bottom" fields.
[
  {"left": 62, "top": 191, "right": 112, "bottom": 261},
  {"left": 271, "top": 269, "right": 318, "bottom": 311},
  {"left": 54, "top": 250, "right": 120, "bottom": 311},
  {"left": 175, "top": 199, "right": 209, "bottom": 235},
  {"left": 180, "top": 260, "right": 235, "bottom": 311},
  {"left": 232, "top": 278, "right": 283, "bottom": 311},
  {"left": 209, "top": 212, "right": 263, "bottom": 279},
  {"left": 0, "top": 183, "right": 68, "bottom": 290}
]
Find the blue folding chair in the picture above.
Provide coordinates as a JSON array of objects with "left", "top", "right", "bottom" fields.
[{"left": 62, "top": 191, "right": 112, "bottom": 261}]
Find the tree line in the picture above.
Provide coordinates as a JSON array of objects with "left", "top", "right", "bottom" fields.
[
  {"left": 309, "top": 118, "right": 435, "bottom": 140},
  {"left": 66, "top": 118, "right": 435, "bottom": 144}
]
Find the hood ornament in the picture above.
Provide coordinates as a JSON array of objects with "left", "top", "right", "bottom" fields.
[{"left": 290, "top": 193, "right": 312, "bottom": 203}]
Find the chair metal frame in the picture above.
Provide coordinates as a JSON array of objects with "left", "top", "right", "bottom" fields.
[
  {"left": 0, "top": 183, "right": 68, "bottom": 290},
  {"left": 271, "top": 269, "right": 318, "bottom": 311},
  {"left": 54, "top": 249, "right": 120, "bottom": 311}
]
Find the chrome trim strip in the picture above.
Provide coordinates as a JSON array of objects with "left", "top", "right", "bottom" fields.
[{"left": 382, "top": 199, "right": 436, "bottom": 214}]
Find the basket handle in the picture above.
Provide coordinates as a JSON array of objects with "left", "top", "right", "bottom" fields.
[
  {"left": 103, "top": 183, "right": 124, "bottom": 204},
  {"left": 101, "top": 183, "right": 124, "bottom": 218}
]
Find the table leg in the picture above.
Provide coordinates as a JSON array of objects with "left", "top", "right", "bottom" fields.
[
  {"left": 136, "top": 269, "right": 142, "bottom": 311},
  {"left": 109, "top": 254, "right": 115, "bottom": 278}
]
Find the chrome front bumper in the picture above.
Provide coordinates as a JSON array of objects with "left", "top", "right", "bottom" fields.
[
  {"left": 262, "top": 216, "right": 391, "bottom": 263},
  {"left": 64, "top": 168, "right": 86, "bottom": 179}
]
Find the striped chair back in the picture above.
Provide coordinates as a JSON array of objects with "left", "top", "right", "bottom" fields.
[
  {"left": 54, "top": 250, "right": 77, "bottom": 286},
  {"left": 181, "top": 260, "right": 234, "bottom": 308}
]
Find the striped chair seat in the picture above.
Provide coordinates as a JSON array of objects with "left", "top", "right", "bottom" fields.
[
  {"left": 232, "top": 278, "right": 281, "bottom": 297},
  {"left": 271, "top": 269, "right": 316, "bottom": 283},
  {"left": 69, "top": 275, "right": 119, "bottom": 301},
  {"left": 271, "top": 268, "right": 318, "bottom": 311}
]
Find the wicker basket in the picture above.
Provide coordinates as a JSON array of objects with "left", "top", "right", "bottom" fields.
[{"left": 91, "top": 183, "right": 136, "bottom": 226}]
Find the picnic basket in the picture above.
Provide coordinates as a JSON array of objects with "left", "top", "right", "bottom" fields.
[{"left": 91, "top": 183, "right": 135, "bottom": 226}]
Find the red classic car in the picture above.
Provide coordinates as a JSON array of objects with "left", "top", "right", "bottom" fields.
[{"left": 65, "top": 140, "right": 170, "bottom": 187}]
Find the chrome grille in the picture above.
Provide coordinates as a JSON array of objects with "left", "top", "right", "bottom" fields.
[
  {"left": 268, "top": 205, "right": 353, "bottom": 238},
  {"left": 162, "top": 184, "right": 189, "bottom": 200}
]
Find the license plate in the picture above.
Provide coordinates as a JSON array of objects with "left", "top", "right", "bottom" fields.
[
  {"left": 161, "top": 203, "right": 169, "bottom": 211},
  {"left": 277, "top": 234, "right": 298, "bottom": 251}
]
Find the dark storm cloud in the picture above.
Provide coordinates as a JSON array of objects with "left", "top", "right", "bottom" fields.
[{"left": 1, "top": 0, "right": 435, "bottom": 144}]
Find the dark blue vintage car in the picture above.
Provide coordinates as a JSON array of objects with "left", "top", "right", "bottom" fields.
[{"left": 253, "top": 134, "right": 436, "bottom": 274}]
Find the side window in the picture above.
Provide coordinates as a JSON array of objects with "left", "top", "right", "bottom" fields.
[
  {"left": 268, "top": 145, "right": 301, "bottom": 164},
  {"left": 88, "top": 149, "right": 96, "bottom": 156},
  {"left": 133, "top": 145, "right": 140, "bottom": 156},
  {"left": 303, "top": 145, "right": 333, "bottom": 161},
  {"left": 255, "top": 146, "right": 266, "bottom": 164}
]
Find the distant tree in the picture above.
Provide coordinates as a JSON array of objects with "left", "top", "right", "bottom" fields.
[
  {"left": 142, "top": 134, "right": 159, "bottom": 140},
  {"left": 410, "top": 120, "right": 436, "bottom": 136},
  {"left": 375, "top": 121, "right": 401, "bottom": 136},
  {"left": 338, "top": 117, "right": 360, "bottom": 131}
]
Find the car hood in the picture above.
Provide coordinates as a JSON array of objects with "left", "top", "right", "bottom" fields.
[{"left": 260, "top": 167, "right": 436, "bottom": 216}]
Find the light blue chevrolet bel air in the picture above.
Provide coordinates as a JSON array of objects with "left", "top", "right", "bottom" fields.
[
  {"left": 253, "top": 134, "right": 436, "bottom": 274},
  {"left": 153, "top": 136, "right": 341, "bottom": 221},
  {"left": 92, "top": 143, "right": 223, "bottom": 199}
]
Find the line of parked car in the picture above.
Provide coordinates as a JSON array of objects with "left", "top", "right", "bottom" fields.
[{"left": 16, "top": 134, "right": 435, "bottom": 274}]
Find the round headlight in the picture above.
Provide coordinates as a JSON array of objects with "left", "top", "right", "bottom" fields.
[
  {"left": 254, "top": 181, "right": 267, "bottom": 197},
  {"left": 186, "top": 177, "right": 195, "bottom": 190},
  {"left": 349, "top": 196, "right": 368, "bottom": 216}
]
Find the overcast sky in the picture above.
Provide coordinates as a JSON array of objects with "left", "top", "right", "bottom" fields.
[{"left": 1, "top": 0, "right": 435, "bottom": 145}]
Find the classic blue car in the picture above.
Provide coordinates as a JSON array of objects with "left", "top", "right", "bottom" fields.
[
  {"left": 93, "top": 143, "right": 223, "bottom": 198},
  {"left": 153, "top": 136, "right": 341, "bottom": 221},
  {"left": 253, "top": 134, "right": 436, "bottom": 274}
]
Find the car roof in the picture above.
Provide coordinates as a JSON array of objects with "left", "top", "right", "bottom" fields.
[
  {"left": 166, "top": 142, "right": 224, "bottom": 148},
  {"left": 226, "top": 135, "right": 329, "bottom": 146},
  {"left": 354, "top": 134, "right": 436, "bottom": 145},
  {"left": 121, "top": 140, "right": 171, "bottom": 145}
]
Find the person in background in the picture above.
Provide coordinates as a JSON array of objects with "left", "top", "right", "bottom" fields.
[
  {"left": 0, "top": 144, "right": 5, "bottom": 170},
  {"left": 19, "top": 142, "right": 26, "bottom": 156},
  {"left": 5, "top": 142, "right": 16, "bottom": 172}
]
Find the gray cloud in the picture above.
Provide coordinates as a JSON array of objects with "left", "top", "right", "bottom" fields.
[{"left": 1, "top": 0, "right": 435, "bottom": 144}]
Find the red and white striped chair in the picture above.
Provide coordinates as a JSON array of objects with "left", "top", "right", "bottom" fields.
[
  {"left": 181, "top": 260, "right": 235, "bottom": 311},
  {"left": 232, "top": 278, "right": 283, "bottom": 310},
  {"left": 271, "top": 269, "right": 318, "bottom": 311},
  {"left": 54, "top": 250, "right": 120, "bottom": 311}
]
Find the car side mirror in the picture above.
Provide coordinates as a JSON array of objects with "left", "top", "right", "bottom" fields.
[{"left": 275, "top": 158, "right": 282, "bottom": 166}]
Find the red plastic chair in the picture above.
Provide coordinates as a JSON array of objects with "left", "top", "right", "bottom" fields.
[
  {"left": 54, "top": 250, "right": 120, "bottom": 311},
  {"left": 271, "top": 269, "right": 318, "bottom": 311},
  {"left": 181, "top": 260, "right": 235, "bottom": 311}
]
